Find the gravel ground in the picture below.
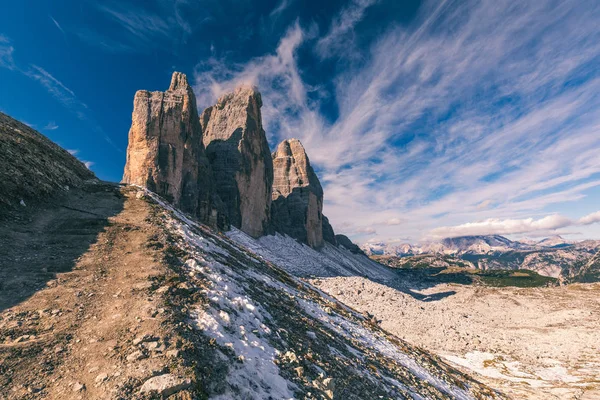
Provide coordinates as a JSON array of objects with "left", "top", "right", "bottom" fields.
[{"left": 312, "top": 276, "right": 600, "bottom": 399}]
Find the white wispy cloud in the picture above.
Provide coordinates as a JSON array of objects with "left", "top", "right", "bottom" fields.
[
  {"left": 0, "top": 34, "right": 16, "bottom": 70},
  {"left": 579, "top": 211, "right": 600, "bottom": 226},
  {"left": 270, "top": 0, "right": 294, "bottom": 19},
  {"left": 193, "top": 0, "right": 600, "bottom": 242},
  {"left": 355, "top": 226, "right": 377, "bottom": 235},
  {"left": 44, "top": 121, "right": 59, "bottom": 130},
  {"left": 429, "top": 209, "right": 600, "bottom": 239},
  {"left": 428, "top": 215, "right": 573, "bottom": 239},
  {"left": 25, "top": 65, "right": 120, "bottom": 150},
  {"left": 77, "top": 1, "right": 201, "bottom": 53},
  {"left": 382, "top": 218, "right": 403, "bottom": 226},
  {"left": 0, "top": 39, "right": 119, "bottom": 152},
  {"left": 27, "top": 65, "right": 85, "bottom": 115},
  {"left": 316, "top": 0, "right": 378, "bottom": 58},
  {"left": 49, "top": 15, "right": 65, "bottom": 35},
  {"left": 97, "top": 4, "right": 172, "bottom": 42}
]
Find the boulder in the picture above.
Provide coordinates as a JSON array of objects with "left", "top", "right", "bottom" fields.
[
  {"left": 271, "top": 139, "right": 324, "bottom": 248},
  {"left": 139, "top": 374, "right": 191, "bottom": 397},
  {"left": 201, "top": 86, "right": 273, "bottom": 237},
  {"left": 122, "top": 72, "right": 227, "bottom": 228}
]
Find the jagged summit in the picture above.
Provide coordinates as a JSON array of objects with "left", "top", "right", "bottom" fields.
[
  {"left": 212, "top": 84, "right": 262, "bottom": 109},
  {"left": 272, "top": 138, "right": 323, "bottom": 197},
  {"left": 122, "top": 71, "right": 227, "bottom": 228},
  {"left": 168, "top": 71, "right": 191, "bottom": 91}
]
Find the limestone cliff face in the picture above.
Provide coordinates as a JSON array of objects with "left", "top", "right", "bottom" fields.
[
  {"left": 200, "top": 86, "right": 273, "bottom": 238},
  {"left": 271, "top": 139, "right": 324, "bottom": 249},
  {"left": 123, "top": 72, "right": 226, "bottom": 227}
]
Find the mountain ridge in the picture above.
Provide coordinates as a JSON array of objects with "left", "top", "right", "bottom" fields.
[{"left": 362, "top": 234, "right": 600, "bottom": 280}]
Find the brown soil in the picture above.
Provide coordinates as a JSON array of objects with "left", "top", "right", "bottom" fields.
[{"left": 0, "top": 183, "right": 200, "bottom": 399}]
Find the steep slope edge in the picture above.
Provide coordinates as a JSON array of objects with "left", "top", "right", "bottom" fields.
[{"left": 0, "top": 112, "right": 94, "bottom": 213}]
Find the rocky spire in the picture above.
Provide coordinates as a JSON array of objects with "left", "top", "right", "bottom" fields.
[
  {"left": 200, "top": 86, "right": 273, "bottom": 238},
  {"left": 122, "top": 72, "right": 227, "bottom": 228},
  {"left": 271, "top": 138, "right": 325, "bottom": 249}
]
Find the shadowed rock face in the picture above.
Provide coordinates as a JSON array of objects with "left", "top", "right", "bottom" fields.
[
  {"left": 322, "top": 216, "right": 337, "bottom": 246},
  {"left": 271, "top": 139, "right": 324, "bottom": 249},
  {"left": 201, "top": 86, "right": 273, "bottom": 238},
  {"left": 122, "top": 72, "right": 227, "bottom": 227},
  {"left": 335, "top": 234, "right": 366, "bottom": 255}
]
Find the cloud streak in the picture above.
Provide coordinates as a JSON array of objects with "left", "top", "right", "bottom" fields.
[
  {"left": 0, "top": 37, "right": 119, "bottom": 154},
  {"left": 429, "top": 210, "right": 600, "bottom": 239},
  {"left": 429, "top": 215, "right": 573, "bottom": 239},
  {"left": 75, "top": 1, "right": 205, "bottom": 54},
  {"left": 0, "top": 34, "right": 16, "bottom": 70},
  {"left": 316, "top": 0, "right": 378, "bottom": 58},
  {"left": 193, "top": 0, "right": 600, "bottom": 242},
  {"left": 580, "top": 211, "right": 600, "bottom": 226},
  {"left": 49, "top": 15, "right": 66, "bottom": 35},
  {"left": 44, "top": 121, "right": 59, "bottom": 130}
]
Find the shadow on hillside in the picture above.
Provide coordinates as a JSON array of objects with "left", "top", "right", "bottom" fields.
[
  {"left": 392, "top": 286, "right": 458, "bottom": 302},
  {"left": 304, "top": 251, "right": 461, "bottom": 302},
  {"left": 382, "top": 268, "right": 466, "bottom": 302},
  {"left": 0, "top": 182, "right": 124, "bottom": 312}
]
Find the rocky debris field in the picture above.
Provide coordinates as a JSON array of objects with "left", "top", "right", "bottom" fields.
[{"left": 312, "top": 276, "right": 600, "bottom": 400}]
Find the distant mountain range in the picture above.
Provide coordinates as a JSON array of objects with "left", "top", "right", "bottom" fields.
[{"left": 362, "top": 235, "right": 600, "bottom": 282}]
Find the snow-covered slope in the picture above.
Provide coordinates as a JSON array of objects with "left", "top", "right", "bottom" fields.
[
  {"left": 228, "top": 229, "right": 396, "bottom": 281},
  {"left": 145, "top": 190, "right": 502, "bottom": 399}
]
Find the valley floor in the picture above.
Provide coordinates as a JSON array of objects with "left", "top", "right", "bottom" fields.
[{"left": 312, "top": 277, "right": 600, "bottom": 399}]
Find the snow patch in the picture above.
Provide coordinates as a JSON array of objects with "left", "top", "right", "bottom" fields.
[
  {"left": 227, "top": 228, "right": 395, "bottom": 281},
  {"left": 444, "top": 351, "right": 581, "bottom": 388}
]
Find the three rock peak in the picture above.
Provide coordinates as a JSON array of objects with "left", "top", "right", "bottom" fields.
[{"left": 123, "top": 71, "right": 341, "bottom": 249}]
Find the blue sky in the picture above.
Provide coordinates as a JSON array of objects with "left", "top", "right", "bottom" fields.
[{"left": 2, "top": 0, "right": 600, "bottom": 244}]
